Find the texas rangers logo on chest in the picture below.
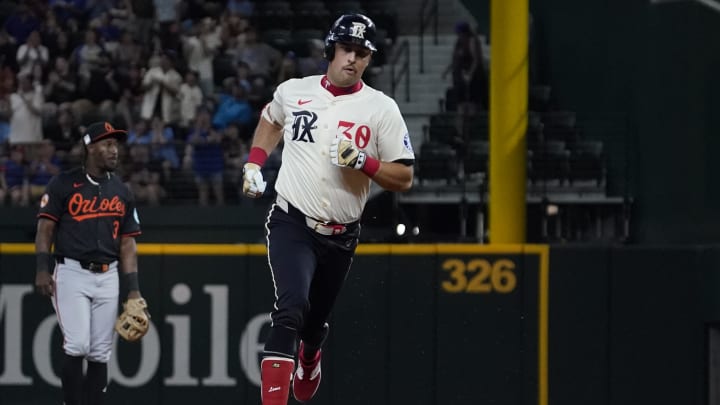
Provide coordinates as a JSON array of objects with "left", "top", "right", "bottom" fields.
[{"left": 291, "top": 110, "right": 317, "bottom": 143}]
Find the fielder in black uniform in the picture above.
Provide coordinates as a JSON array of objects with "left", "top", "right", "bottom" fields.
[
  {"left": 242, "top": 14, "right": 415, "bottom": 405},
  {"left": 34, "top": 121, "right": 145, "bottom": 405}
]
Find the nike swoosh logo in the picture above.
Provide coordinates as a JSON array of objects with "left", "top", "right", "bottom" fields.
[
  {"left": 298, "top": 99, "right": 312, "bottom": 105},
  {"left": 73, "top": 183, "right": 84, "bottom": 188}
]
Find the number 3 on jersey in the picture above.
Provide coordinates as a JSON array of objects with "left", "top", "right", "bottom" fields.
[{"left": 337, "top": 121, "right": 371, "bottom": 149}]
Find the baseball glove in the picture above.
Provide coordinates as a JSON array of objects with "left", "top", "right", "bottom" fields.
[{"left": 115, "top": 297, "right": 150, "bottom": 342}]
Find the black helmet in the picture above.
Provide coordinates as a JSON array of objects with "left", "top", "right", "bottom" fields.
[{"left": 324, "top": 14, "right": 377, "bottom": 60}]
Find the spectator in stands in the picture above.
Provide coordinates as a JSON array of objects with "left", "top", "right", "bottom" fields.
[
  {"left": 113, "top": 30, "right": 143, "bottom": 77},
  {"left": 128, "top": 116, "right": 179, "bottom": 178},
  {"left": 47, "top": 29, "right": 74, "bottom": 62},
  {"left": 222, "top": 122, "right": 245, "bottom": 197},
  {"left": 235, "top": 26, "right": 281, "bottom": 82},
  {"left": 73, "top": 29, "right": 106, "bottom": 91},
  {"left": 276, "top": 51, "right": 300, "bottom": 84},
  {"left": 0, "top": 29, "right": 18, "bottom": 73},
  {"left": 220, "top": 13, "right": 250, "bottom": 57},
  {"left": 182, "top": 17, "right": 221, "bottom": 95},
  {"left": 92, "top": 12, "right": 122, "bottom": 53},
  {"left": 212, "top": 79, "right": 253, "bottom": 133},
  {"left": 148, "top": 115, "right": 179, "bottom": 179},
  {"left": 126, "top": 143, "right": 165, "bottom": 205},
  {"left": 226, "top": 0, "right": 254, "bottom": 17},
  {"left": 442, "top": 21, "right": 488, "bottom": 135},
  {"left": 16, "top": 30, "right": 48, "bottom": 78},
  {"left": 1, "top": 145, "right": 29, "bottom": 206},
  {"left": 49, "top": 0, "right": 87, "bottom": 24},
  {"left": 126, "top": 0, "right": 155, "bottom": 44},
  {"left": 4, "top": 3, "right": 41, "bottom": 45},
  {"left": 127, "top": 118, "right": 149, "bottom": 144},
  {"left": 44, "top": 56, "right": 77, "bottom": 112},
  {"left": 9, "top": 71, "right": 43, "bottom": 146},
  {"left": 28, "top": 139, "right": 61, "bottom": 203},
  {"left": 39, "top": 11, "right": 64, "bottom": 60},
  {"left": 44, "top": 107, "right": 81, "bottom": 165},
  {"left": 178, "top": 70, "right": 204, "bottom": 134},
  {"left": 185, "top": 108, "right": 224, "bottom": 206},
  {"left": 246, "top": 74, "right": 272, "bottom": 115},
  {"left": 297, "top": 39, "right": 327, "bottom": 77},
  {"left": 116, "top": 62, "right": 144, "bottom": 127},
  {"left": 153, "top": 0, "right": 181, "bottom": 52},
  {"left": 0, "top": 96, "right": 10, "bottom": 151},
  {"left": 140, "top": 50, "right": 182, "bottom": 125}
]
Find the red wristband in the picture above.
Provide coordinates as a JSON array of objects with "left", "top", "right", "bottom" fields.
[
  {"left": 248, "top": 147, "right": 268, "bottom": 167},
  {"left": 361, "top": 155, "right": 380, "bottom": 177}
]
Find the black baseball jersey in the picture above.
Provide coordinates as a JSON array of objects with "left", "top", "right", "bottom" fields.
[{"left": 37, "top": 167, "right": 141, "bottom": 263}]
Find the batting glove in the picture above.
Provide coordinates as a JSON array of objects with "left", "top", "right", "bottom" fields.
[
  {"left": 242, "top": 163, "right": 267, "bottom": 198},
  {"left": 330, "top": 137, "right": 366, "bottom": 170}
]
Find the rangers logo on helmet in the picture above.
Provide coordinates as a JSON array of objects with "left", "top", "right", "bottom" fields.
[{"left": 350, "top": 22, "right": 366, "bottom": 39}]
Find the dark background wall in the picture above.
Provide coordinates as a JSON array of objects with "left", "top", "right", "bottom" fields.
[
  {"left": 1, "top": 244, "right": 717, "bottom": 405},
  {"left": 463, "top": 0, "right": 720, "bottom": 244}
]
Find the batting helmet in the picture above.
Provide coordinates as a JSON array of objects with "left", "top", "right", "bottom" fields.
[{"left": 324, "top": 14, "right": 378, "bottom": 61}]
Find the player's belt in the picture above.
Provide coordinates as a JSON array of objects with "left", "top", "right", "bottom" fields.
[
  {"left": 57, "top": 256, "right": 116, "bottom": 273},
  {"left": 275, "top": 195, "right": 356, "bottom": 236}
]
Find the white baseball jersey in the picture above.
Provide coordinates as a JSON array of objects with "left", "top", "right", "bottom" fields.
[{"left": 263, "top": 75, "right": 415, "bottom": 224}]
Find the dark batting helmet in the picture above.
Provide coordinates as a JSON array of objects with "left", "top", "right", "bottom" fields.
[{"left": 324, "top": 14, "right": 377, "bottom": 61}]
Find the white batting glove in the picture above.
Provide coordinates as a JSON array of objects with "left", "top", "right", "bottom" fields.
[
  {"left": 330, "top": 137, "right": 366, "bottom": 170},
  {"left": 242, "top": 163, "right": 267, "bottom": 198}
]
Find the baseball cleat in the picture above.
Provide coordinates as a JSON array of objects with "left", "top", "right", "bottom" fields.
[{"left": 292, "top": 341, "right": 322, "bottom": 402}]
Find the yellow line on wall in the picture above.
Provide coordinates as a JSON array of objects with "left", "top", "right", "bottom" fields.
[{"left": 0, "top": 243, "right": 547, "bottom": 255}]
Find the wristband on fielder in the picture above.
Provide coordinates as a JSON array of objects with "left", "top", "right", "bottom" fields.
[{"left": 123, "top": 272, "right": 140, "bottom": 291}]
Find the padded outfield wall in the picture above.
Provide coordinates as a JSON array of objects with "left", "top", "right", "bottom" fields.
[{"left": 0, "top": 243, "right": 714, "bottom": 405}]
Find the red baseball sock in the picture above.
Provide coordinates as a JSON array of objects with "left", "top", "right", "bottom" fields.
[{"left": 261, "top": 357, "right": 295, "bottom": 405}]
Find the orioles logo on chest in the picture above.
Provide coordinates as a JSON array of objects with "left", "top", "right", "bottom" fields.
[{"left": 67, "top": 193, "right": 126, "bottom": 221}]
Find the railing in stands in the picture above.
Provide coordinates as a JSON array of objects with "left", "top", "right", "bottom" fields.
[
  {"left": 390, "top": 39, "right": 410, "bottom": 102},
  {"left": 419, "top": 0, "right": 439, "bottom": 74}
]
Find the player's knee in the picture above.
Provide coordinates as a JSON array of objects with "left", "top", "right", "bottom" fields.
[
  {"left": 86, "top": 352, "right": 111, "bottom": 363},
  {"left": 274, "top": 298, "right": 309, "bottom": 330},
  {"left": 64, "top": 342, "right": 91, "bottom": 358}
]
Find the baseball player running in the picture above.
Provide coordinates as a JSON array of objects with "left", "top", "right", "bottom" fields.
[
  {"left": 34, "top": 121, "right": 146, "bottom": 405},
  {"left": 242, "top": 14, "right": 415, "bottom": 405}
]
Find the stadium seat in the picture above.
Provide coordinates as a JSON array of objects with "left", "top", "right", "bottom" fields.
[
  {"left": 541, "top": 110, "right": 578, "bottom": 145},
  {"left": 291, "top": 0, "right": 331, "bottom": 30},
  {"left": 464, "top": 140, "right": 489, "bottom": 177},
  {"left": 418, "top": 141, "right": 458, "bottom": 184},
  {"left": 529, "top": 140, "right": 570, "bottom": 184},
  {"left": 428, "top": 114, "right": 460, "bottom": 146},
  {"left": 569, "top": 139, "right": 606, "bottom": 186}
]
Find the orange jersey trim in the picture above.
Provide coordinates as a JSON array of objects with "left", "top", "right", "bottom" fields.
[{"left": 37, "top": 213, "right": 59, "bottom": 222}]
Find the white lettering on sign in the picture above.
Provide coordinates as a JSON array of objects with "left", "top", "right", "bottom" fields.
[{"left": 0, "top": 284, "right": 271, "bottom": 388}]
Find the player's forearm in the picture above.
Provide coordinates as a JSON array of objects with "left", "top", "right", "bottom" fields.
[
  {"left": 248, "top": 117, "right": 283, "bottom": 163},
  {"left": 34, "top": 218, "right": 55, "bottom": 254},
  {"left": 370, "top": 161, "right": 413, "bottom": 192},
  {"left": 119, "top": 236, "right": 138, "bottom": 274}
]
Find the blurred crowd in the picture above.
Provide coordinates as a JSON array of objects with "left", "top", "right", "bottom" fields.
[{"left": 0, "top": 0, "right": 377, "bottom": 206}]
